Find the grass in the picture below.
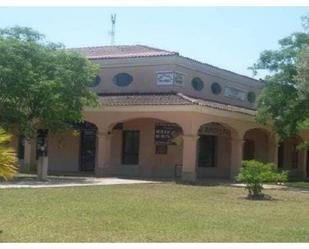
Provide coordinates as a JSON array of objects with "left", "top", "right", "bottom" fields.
[
  {"left": 285, "top": 180, "right": 309, "bottom": 190},
  {"left": 1, "top": 183, "right": 309, "bottom": 242}
]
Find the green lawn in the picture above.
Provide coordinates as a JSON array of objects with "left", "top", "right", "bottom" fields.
[
  {"left": 286, "top": 181, "right": 309, "bottom": 190},
  {"left": 1, "top": 183, "right": 309, "bottom": 242}
]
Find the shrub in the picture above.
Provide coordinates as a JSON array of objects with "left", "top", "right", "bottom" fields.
[
  {"left": 236, "top": 160, "right": 288, "bottom": 199},
  {"left": 0, "top": 128, "right": 17, "bottom": 181}
]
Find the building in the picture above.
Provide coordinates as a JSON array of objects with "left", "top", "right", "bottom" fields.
[{"left": 15, "top": 45, "right": 309, "bottom": 180}]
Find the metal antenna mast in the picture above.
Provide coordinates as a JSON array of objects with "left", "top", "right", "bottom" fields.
[{"left": 109, "top": 14, "right": 116, "bottom": 45}]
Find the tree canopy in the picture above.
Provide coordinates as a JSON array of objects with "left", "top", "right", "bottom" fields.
[
  {"left": 0, "top": 26, "right": 99, "bottom": 139},
  {"left": 251, "top": 16, "right": 309, "bottom": 139}
]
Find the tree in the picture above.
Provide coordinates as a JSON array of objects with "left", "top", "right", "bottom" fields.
[
  {"left": 236, "top": 160, "right": 287, "bottom": 199},
  {"left": 0, "top": 26, "right": 99, "bottom": 179},
  {"left": 251, "top": 16, "right": 309, "bottom": 139},
  {"left": 0, "top": 128, "right": 17, "bottom": 181}
]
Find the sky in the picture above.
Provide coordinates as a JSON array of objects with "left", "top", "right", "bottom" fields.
[{"left": 0, "top": 7, "right": 308, "bottom": 78}]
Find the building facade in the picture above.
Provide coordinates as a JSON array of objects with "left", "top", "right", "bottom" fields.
[{"left": 15, "top": 45, "right": 309, "bottom": 180}]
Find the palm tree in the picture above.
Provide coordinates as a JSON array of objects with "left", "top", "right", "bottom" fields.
[{"left": 0, "top": 128, "right": 17, "bottom": 181}]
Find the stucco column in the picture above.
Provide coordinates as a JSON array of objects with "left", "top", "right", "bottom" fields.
[
  {"left": 182, "top": 135, "right": 198, "bottom": 182},
  {"left": 230, "top": 138, "right": 244, "bottom": 179},
  {"left": 268, "top": 135, "right": 279, "bottom": 169},
  {"left": 95, "top": 131, "right": 112, "bottom": 177},
  {"left": 24, "top": 138, "right": 36, "bottom": 172}
]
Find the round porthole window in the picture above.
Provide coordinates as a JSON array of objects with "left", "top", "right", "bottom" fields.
[
  {"left": 247, "top": 91, "right": 256, "bottom": 103},
  {"left": 113, "top": 73, "right": 133, "bottom": 87},
  {"left": 191, "top": 77, "right": 204, "bottom": 91},
  {"left": 88, "top": 75, "right": 101, "bottom": 87},
  {"left": 211, "top": 82, "right": 222, "bottom": 95}
]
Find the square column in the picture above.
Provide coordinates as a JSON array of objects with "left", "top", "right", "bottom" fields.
[
  {"left": 24, "top": 138, "right": 36, "bottom": 172},
  {"left": 230, "top": 138, "right": 244, "bottom": 179},
  {"left": 268, "top": 135, "right": 279, "bottom": 169},
  {"left": 95, "top": 132, "right": 112, "bottom": 177},
  {"left": 182, "top": 135, "right": 198, "bottom": 182}
]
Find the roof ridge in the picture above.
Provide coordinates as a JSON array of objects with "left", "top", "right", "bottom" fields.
[{"left": 136, "top": 44, "right": 179, "bottom": 55}]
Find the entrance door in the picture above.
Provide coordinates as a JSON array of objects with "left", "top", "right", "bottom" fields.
[
  {"left": 122, "top": 130, "right": 140, "bottom": 165},
  {"left": 80, "top": 129, "right": 97, "bottom": 171},
  {"left": 243, "top": 139, "right": 255, "bottom": 160},
  {"left": 198, "top": 135, "right": 216, "bottom": 168}
]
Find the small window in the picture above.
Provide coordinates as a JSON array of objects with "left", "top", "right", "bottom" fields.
[
  {"left": 122, "top": 131, "right": 140, "bottom": 164},
  {"left": 247, "top": 92, "right": 256, "bottom": 103},
  {"left": 211, "top": 82, "right": 222, "bottom": 95},
  {"left": 113, "top": 73, "right": 133, "bottom": 87},
  {"left": 191, "top": 77, "right": 204, "bottom": 91},
  {"left": 89, "top": 75, "right": 101, "bottom": 87}
]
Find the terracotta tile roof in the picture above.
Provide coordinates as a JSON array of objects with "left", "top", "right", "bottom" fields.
[
  {"left": 98, "top": 92, "right": 256, "bottom": 116},
  {"left": 68, "top": 45, "right": 178, "bottom": 60}
]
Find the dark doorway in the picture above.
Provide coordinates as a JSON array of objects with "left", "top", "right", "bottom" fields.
[
  {"left": 17, "top": 136, "right": 25, "bottom": 160},
  {"left": 278, "top": 143, "right": 284, "bottom": 169},
  {"left": 80, "top": 122, "right": 97, "bottom": 172},
  {"left": 307, "top": 149, "right": 309, "bottom": 178},
  {"left": 122, "top": 130, "right": 140, "bottom": 165},
  {"left": 198, "top": 135, "right": 217, "bottom": 168},
  {"left": 243, "top": 139, "right": 255, "bottom": 160}
]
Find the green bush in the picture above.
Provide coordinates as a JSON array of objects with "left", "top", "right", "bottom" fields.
[{"left": 236, "top": 160, "right": 288, "bottom": 198}]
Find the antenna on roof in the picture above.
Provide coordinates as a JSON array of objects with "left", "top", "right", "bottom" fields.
[{"left": 109, "top": 14, "right": 116, "bottom": 45}]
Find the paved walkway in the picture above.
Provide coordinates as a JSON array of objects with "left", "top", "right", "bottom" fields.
[{"left": 0, "top": 176, "right": 161, "bottom": 189}]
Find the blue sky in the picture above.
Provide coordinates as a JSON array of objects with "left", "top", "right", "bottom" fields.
[{"left": 0, "top": 7, "right": 308, "bottom": 78}]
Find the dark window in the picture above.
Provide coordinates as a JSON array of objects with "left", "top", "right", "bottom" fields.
[
  {"left": 191, "top": 77, "right": 204, "bottom": 91},
  {"left": 247, "top": 92, "right": 256, "bottom": 103},
  {"left": 122, "top": 131, "right": 140, "bottom": 164},
  {"left": 211, "top": 82, "right": 222, "bottom": 95},
  {"left": 243, "top": 139, "right": 255, "bottom": 160},
  {"left": 198, "top": 135, "right": 217, "bottom": 167},
  {"left": 113, "top": 73, "right": 133, "bottom": 87}
]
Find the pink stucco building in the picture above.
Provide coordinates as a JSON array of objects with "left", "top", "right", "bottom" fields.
[{"left": 14, "top": 45, "right": 309, "bottom": 180}]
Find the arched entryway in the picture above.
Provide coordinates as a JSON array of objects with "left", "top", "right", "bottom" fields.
[
  {"left": 196, "top": 122, "right": 237, "bottom": 178},
  {"left": 243, "top": 128, "right": 270, "bottom": 162},
  {"left": 278, "top": 135, "right": 305, "bottom": 177},
  {"left": 104, "top": 118, "right": 183, "bottom": 178}
]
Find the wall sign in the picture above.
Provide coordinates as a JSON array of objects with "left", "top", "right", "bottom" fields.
[
  {"left": 224, "top": 86, "right": 246, "bottom": 101},
  {"left": 198, "top": 123, "right": 230, "bottom": 137},
  {"left": 174, "top": 72, "right": 185, "bottom": 85},
  {"left": 156, "top": 72, "right": 174, "bottom": 85},
  {"left": 155, "top": 144, "right": 168, "bottom": 154},
  {"left": 156, "top": 71, "right": 185, "bottom": 86},
  {"left": 155, "top": 123, "right": 182, "bottom": 145}
]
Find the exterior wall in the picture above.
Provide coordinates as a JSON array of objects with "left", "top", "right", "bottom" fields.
[
  {"left": 91, "top": 56, "right": 261, "bottom": 109},
  {"left": 173, "top": 64, "right": 259, "bottom": 109},
  {"left": 107, "top": 119, "right": 183, "bottom": 178},
  {"left": 244, "top": 129, "right": 269, "bottom": 162},
  {"left": 48, "top": 131, "right": 80, "bottom": 173},
  {"left": 93, "top": 64, "right": 177, "bottom": 94}
]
